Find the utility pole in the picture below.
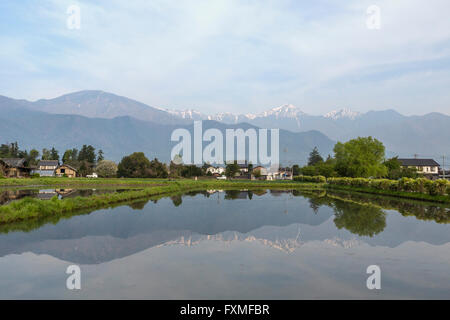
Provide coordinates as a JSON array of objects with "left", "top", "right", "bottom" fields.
[{"left": 443, "top": 156, "right": 446, "bottom": 180}]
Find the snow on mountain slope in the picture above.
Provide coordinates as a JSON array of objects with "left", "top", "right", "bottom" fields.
[{"left": 324, "top": 108, "right": 361, "bottom": 120}]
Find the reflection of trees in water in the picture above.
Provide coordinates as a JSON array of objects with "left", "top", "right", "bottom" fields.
[
  {"left": 294, "top": 190, "right": 386, "bottom": 237},
  {"left": 0, "top": 190, "right": 38, "bottom": 205},
  {"left": 127, "top": 200, "right": 149, "bottom": 210},
  {"left": 224, "top": 190, "right": 241, "bottom": 200},
  {"left": 309, "top": 198, "right": 321, "bottom": 214},
  {"left": 295, "top": 189, "right": 448, "bottom": 237},
  {"left": 171, "top": 195, "right": 182, "bottom": 207},
  {"left": 332, "top": 202, "right": 386, "bottom": 237},
  {"left": 184, "top": 191, "right": 210, "bottom": 198},
  {"left": 327, "top": 190, "right": 450, "bottom": 224}
]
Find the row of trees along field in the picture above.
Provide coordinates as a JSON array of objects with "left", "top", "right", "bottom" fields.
[{"left": 1, "top": 136, "right": 422, "bottom": 180}]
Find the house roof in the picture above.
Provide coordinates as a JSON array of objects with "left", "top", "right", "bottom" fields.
[
  {"left": 398, "top": 158, "right": 440, "bottom": 167},
  {"left": 0, "top": 158, "right": 26, "bottom": 168},
  {"left": 38, "top": 160, "right": 59, "bottom": 166},
  {"left": 57, "top": 164, "right": 77, "bottom": 172}
]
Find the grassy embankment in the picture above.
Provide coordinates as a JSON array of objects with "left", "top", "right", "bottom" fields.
[
  {"left": 0, "top": 177, "right": 169, "bottom": 187},
  {"left": 0, "top": 179, "right": 322, "bottom": 224}
]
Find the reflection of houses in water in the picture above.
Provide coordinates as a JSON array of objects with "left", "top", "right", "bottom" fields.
[
  {"left": 0, "top": 189, "right": 37, "bottom": 205},
  {"left": 206, "top": 189, "right": 224, "bottom": 194},
  {"left": 37, "top": 189, "right": 58, "bottom": 200},
  {"left": 252, "top": 190, "right": 267, "bottom": 196},
  {"left": 55, "top": 189, "right": 77, "bottom": 198}
]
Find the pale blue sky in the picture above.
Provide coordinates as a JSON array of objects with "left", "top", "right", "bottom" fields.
[{"left": 1, "top": 0, "right": 450, "bottom": 115}]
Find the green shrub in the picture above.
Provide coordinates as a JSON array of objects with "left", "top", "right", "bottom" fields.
[
  {"left": 294, "top": 175, "right": 326, "bottom": 183},
  {"left": 31, "top": 173, "right": 40, "bottom": 179},
  {"left": 424, "top": 180, "right": 437, "bottom": 196},
  {"left": 413, "top": 178, "right": 428, "bottom": 193},
  {"left": 350, "top": 178, "right": 370, "bottom": 188},
  {"left": 368, "top": 179, "right": 392, "bottom": 191},
  {"left": 327, "top": 176, "right": 449, "bottom": 197},
  {"left": 328, "top": 177, "right": 350, "bottom": 186},
  {"left": 434, "top": 179, "right": 448, "bottom": 196}
]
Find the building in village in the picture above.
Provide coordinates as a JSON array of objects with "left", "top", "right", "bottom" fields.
[
  {"left": 238, "top": 161, "right": 249, "bottom": 174},
  {"left": 33, "top": 160, "right": 59, "bottom": 177},
  {"left": 398, "top": 158, "right": 440, "bottom": 179},
  {"left": 0, "top": 158, "right": 31, "bottom": 178},
  {"left": 55, "top": 164, "right": 78, "bottom": 178}
]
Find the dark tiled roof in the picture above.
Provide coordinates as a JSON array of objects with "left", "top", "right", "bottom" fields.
[
  {"left": 398, "top": 158, "right": 440, "bottom": 167},
  {"left": 38, "top": 160, "right": 59, "bottom": 166},
  {"left": 0, "top": 158, "right": 26, "bottom": 168}
]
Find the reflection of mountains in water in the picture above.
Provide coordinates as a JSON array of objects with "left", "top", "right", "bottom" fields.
[
  {"left": 157, "top": 230, "right": 363, "bottom": 253},
  {"left": 0, "top": 190, "right": 448, "bottom": 264}
]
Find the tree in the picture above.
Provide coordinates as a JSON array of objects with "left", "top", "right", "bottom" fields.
[
  {"left": 50, "top": 147, "right": 59, "bottom": 161},
  {"left": 97, "top": 149, "right": 104, "bottom": 162},
  {"left": 383, "top": 157, "right": 418, "bottom": 179},
  {"left": 308, "top": 147, "right": 324, "bottom": 166},
  {"left": 71, "top": 148, "right": 79, "bottom": 162},
  {"left": 180, "top": 165, "right": 202, "bottom": 178},
  {"left": 149, "top": 158, "right": 169, "bottom": 178},
  {"left": 78, "top": 145, "right": 96, "bottom": 164},
  {"left": 27, "top": 149, "right": 40, "bottom": 166},
  {"left": 117, "top": 152, "right": 152, "bottom": 178},
  {"left": 292, "top": 164, "right": 300, "bottom": 176},
  {"left": 41, "top": 148, "right": 51, "bottom": 160},
  {"left": 117, "top": 153, "right": 167, "bottom": 178},
  {"left": 78, "top": 161, "right": 93, "bottom": 177},
  {"left": 225, "top": 161, "right": 240, "bottom": 178},
  {"left": 333, "top": 137, "right": 387, "bottom": 178},
  {"left": 62, "top": 149, "right": 73, "bottom": 164},
  {"left": 96, "top": 160, "right": 118, "bottom": 178},
  {"left": 315, "top": 156, "right": 337, "bottom": 177},
  {"left": 299, "top": 165, "right": 318, "bottom": 176}
]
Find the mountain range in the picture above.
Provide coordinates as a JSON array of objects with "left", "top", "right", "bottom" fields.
[
  {"left": 0, "top": 93, "right": 334, "bottom": 164},
  {"left": 1, "top": 90, "right": 449, "bottom": 163}
]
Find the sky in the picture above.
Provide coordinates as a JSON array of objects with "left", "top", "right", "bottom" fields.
[{"left": 1, "top": 0, "right": 450, "bottom": 115}]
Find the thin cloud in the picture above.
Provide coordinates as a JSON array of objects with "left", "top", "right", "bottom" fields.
[{"left": 1, "top": 0, "right": 449, "bottom": 115}]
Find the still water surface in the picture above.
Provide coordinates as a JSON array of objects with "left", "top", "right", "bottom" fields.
[{"left": 0, "top": 189, "right": 449, "bottom": 299}]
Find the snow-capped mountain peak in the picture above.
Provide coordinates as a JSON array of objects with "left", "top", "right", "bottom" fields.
[
  {"left": 324, "top": 108, "right": 361, "bottom": 120},
  {"left": 165, "top": 108, "right": 206, "bottom": 120},
  {"left": 246, "top": 104, "right": 305, "bottom": 120}
]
